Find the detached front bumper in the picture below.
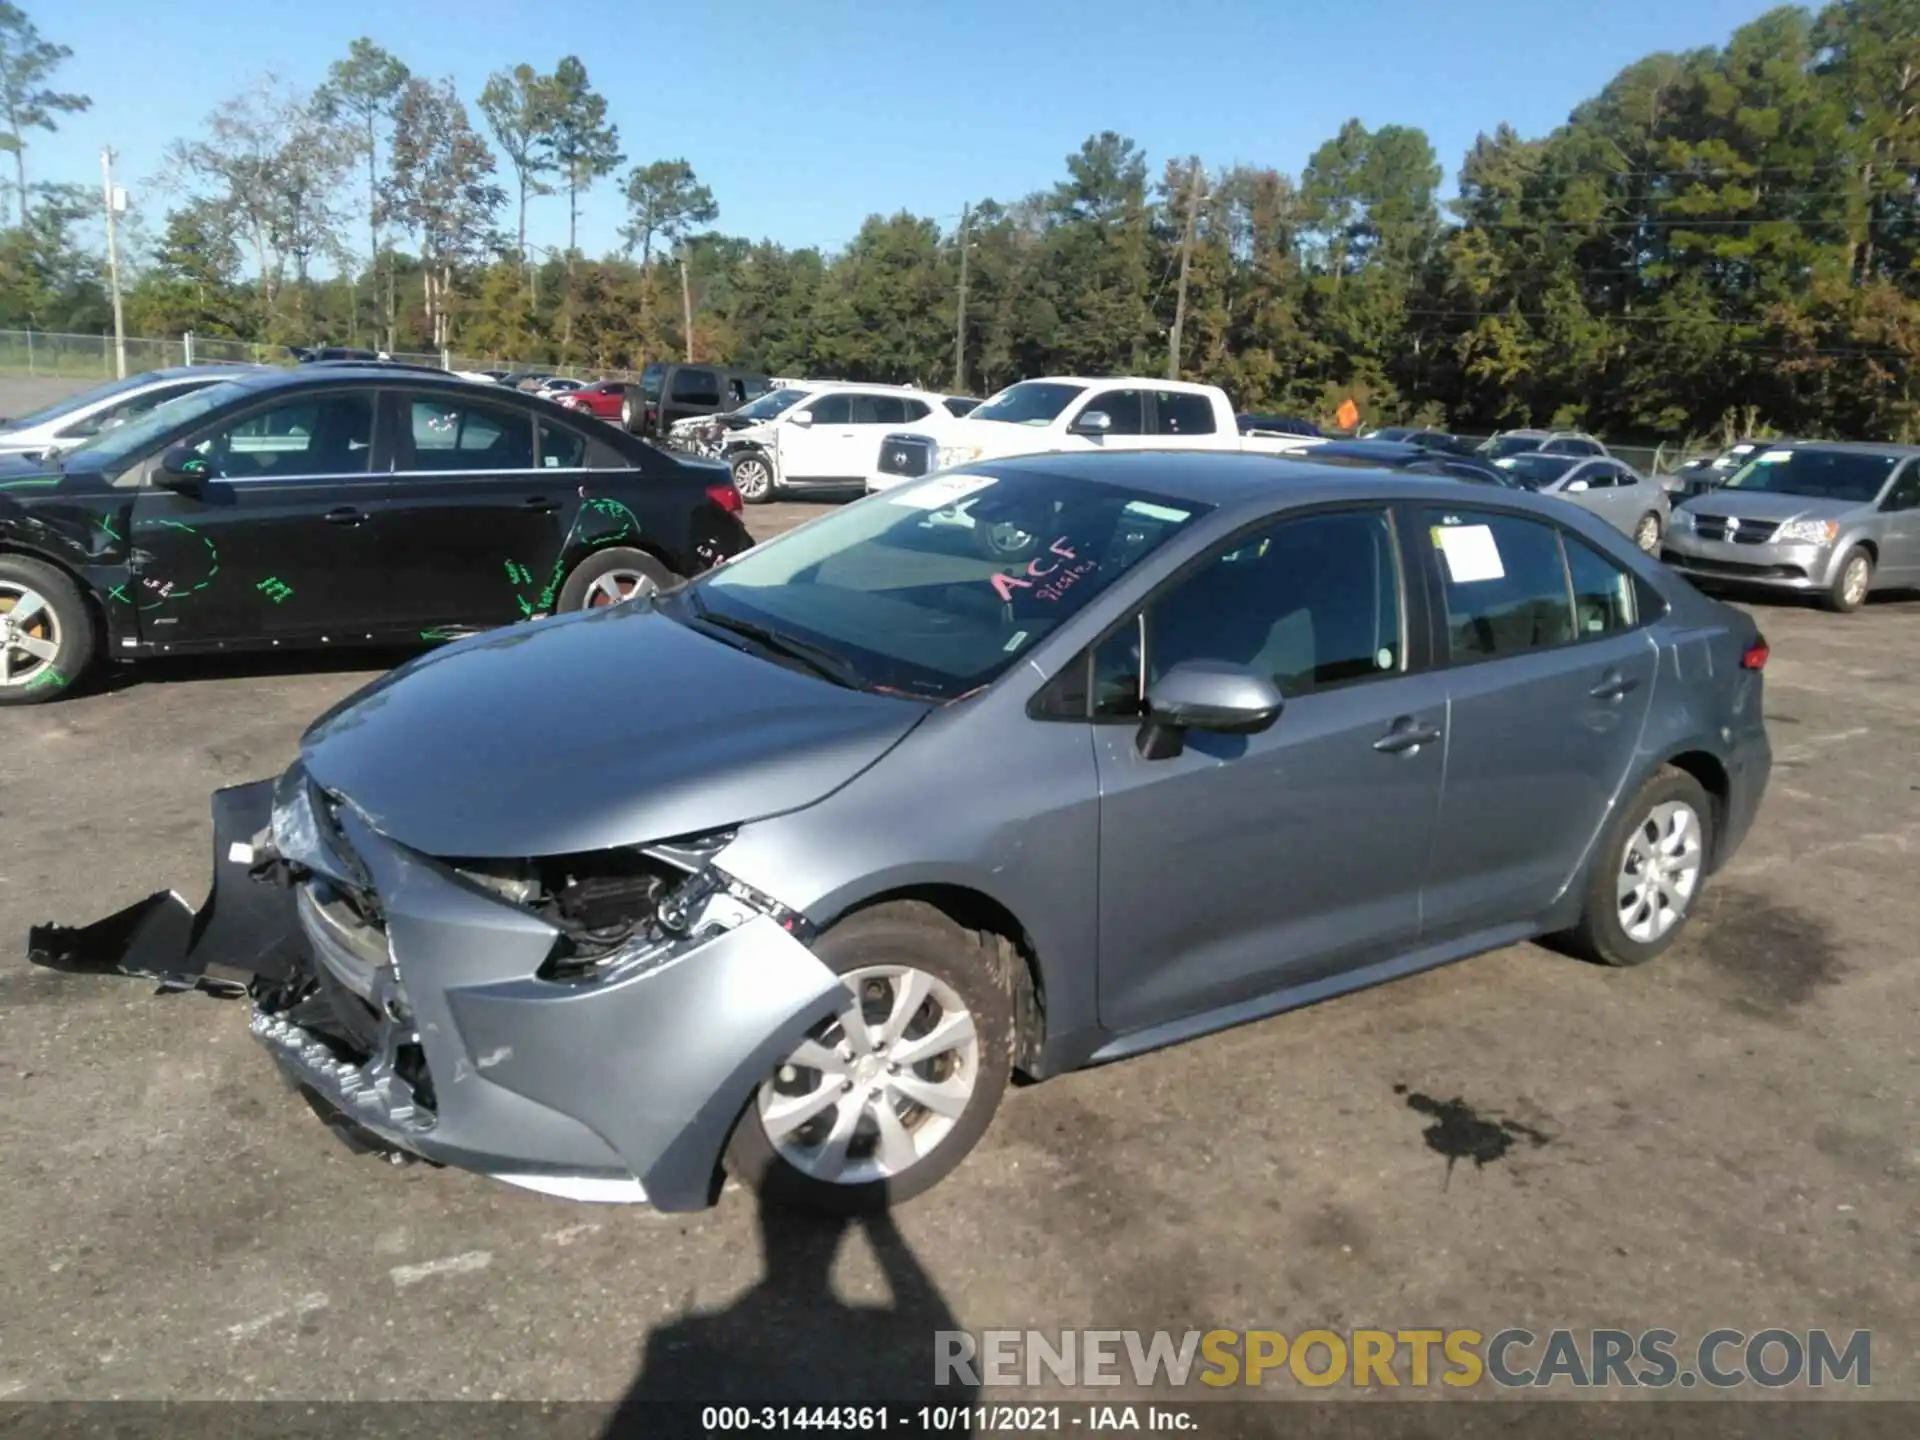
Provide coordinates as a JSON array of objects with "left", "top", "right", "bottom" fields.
[{"left": 28, "top": 775, "right": 845, "bottom": 1212}]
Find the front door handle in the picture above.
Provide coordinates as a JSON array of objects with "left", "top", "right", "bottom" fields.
[
  {"left": 1590, "top": 670, "right": 1637, "bottom": 701},
  {"left": 522, "top": 496, "right": 561, "bottom": 513},
  {"left": 1373, "top": 717, "right": 1443, "bottom": 754},
  {"left": 323, "top": 506, "right": 365, "bottom": 526}
]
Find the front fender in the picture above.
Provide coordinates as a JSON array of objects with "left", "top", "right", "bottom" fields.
[{"left": 0, "top": 492, "right": 140, "bottom": 650}]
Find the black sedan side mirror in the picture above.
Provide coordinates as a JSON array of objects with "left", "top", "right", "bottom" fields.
[
  {"left": 1137, "top": 659, "right": 1283, "bottom": 760},
  {"left": 156, "top": 443, "right": 211, "bottom": 492}
]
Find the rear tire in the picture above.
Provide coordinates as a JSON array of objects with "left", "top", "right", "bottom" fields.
[
  {"left": 1822, "top": 546, "right": 1872, "bottom": 613},
  {"left": 0, "top": 554, "right": 94, "bottom": 705},
  {"left": 619, "top": 391, "right": 640, "bottom": 434},
  {"left": 727, "top": 902, "right": 1014, "bottom": 1215},
  {"left": 1558, "top": 766, "right": 1714, "bottom": 967},
  {"left": 555, "top": 548, "right": 675, "bottom": 612},
  {"left": 731, "top": 451, "right": 777, "bottom": 505}
]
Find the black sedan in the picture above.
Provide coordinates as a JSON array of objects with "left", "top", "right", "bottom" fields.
[
  {"left": 1279, "top": 439, "right": 1518, "bottom": 487},
  {"left": 0, "top": 365, "right": 752, "bottom": 703}
]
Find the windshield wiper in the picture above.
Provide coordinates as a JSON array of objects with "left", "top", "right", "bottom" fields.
[{"left": 685, "top": 591, "right": 869, "bottom": 691}]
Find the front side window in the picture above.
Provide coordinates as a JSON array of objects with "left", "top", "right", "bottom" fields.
[
  {"left": 1880, "top": 463, "right": 1920, "bottom": 512},
  {"left": 806, "top": 394, "right": 853, "bottom": 425},
  {"left": 407, "top": 396, "right": 534, "bottom": 471},
  {"left": 1428, "top": 509, "right": 1575, "bottom": 661},
  {"left": 682, "top": 470, "right": 1209, "bottom": 701},
  {"left": 1154, "top": 390, "right": 1217, "bottom": 436},
  {"left": 1081, "top": 389, "right": 1145, "bottom": 435},
  {"left": 1498, "top": 453, "right": 1582, "bottom": 491},
  {"left": 189, "top": 393, "right": 375, "bottom": 481},
  {"left": 1092, "top": 508, "right": 1403, "bottom": 716},
  {"left": 1570, "top": 464, "right": 1614, "bottom": 490},
  {"left": 1723, "top": 447, "right": 1898, "bottom": 503},
  {"left": 969, "top": 382, "right": 1086, "bottom": 427}
]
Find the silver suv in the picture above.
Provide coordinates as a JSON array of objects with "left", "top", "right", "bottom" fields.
[{"left": 1663, "top": 442, "right": 1920, "bottom": 613}]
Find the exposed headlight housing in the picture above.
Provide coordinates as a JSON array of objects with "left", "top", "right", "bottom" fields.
[{"left": 1776, "top": 518, "right": 1840, "bottom": 546}]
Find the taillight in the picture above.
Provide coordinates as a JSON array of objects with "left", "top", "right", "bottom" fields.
[
  {"left": 706, "top": 483, "right": 743, "bottom": 515},
  {"left": 1742, "top": 634, "right": 1769, "bottom": 670}
]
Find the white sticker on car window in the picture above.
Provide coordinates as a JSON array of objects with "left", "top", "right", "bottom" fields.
[
  {"left": 890, "top": 473, "right": 998, "bottom": 509},
  {"left": 1432, "top": 523, "right": 1505, "bottom": 583},
  {"left": 1759, "top": 449, "right": 1792, "bottom": 463}
]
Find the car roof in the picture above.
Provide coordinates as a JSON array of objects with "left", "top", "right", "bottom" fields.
[
  {"left": 1023, "top": 375, "right": 1215, "bottom": 395},
  {"left": 226, "top": 366, "right": 543, "bottom": 398},
  {"left": 1307, "top": 440, "right": 1427, "bottom": 461},
  {"left": 973, "top": 448, "right": 1538, "bottom": 509}
]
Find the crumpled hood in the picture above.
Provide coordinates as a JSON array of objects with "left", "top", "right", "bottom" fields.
[
  {"left": 1681, "top": 490, "right": 1866, "bottom": 524},
  {"left": 299, "top": 602, "right": 930, "bottom": 860}
]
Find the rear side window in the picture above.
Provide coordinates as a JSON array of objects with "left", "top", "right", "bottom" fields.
[
  {"left": 538, "top": 419, "right": 588, "bottom": 469},
  {"left": 900, "top": 399, "right": 931, "bottom": 421},
  {"left": 1154, "top": 390, "right": 1216, "bottom": 436},
  {"left": 852, "top": 394, "right": 908, "bottom": 425},
  {"left": 1565, "top": 536, "right": 1637, "bottom": 637},
  {"left": 1082, "top": 389, "right": 1146, "bottom": 435},
  {"left": 1427, "top": 510, "right": 1575, "bottom": 661},
  {"left": 670, "top": 368, "right": 720, "bottom": 404},
  {"left": 407, "top": 396, "right": 534, "bottom": 471}
]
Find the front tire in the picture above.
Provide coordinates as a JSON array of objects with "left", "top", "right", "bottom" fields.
[
  {"left": 1633, "top": 511, "right": 1662, "bottom": 553},
  {"left": 0, "top": 554, "right": 94, "bottom": 705},
  {"left": 727, "top": 902, "right": 1014, "bottom": 1215},
  {"left": 1822, "top": 545, "right": 1872, "bottom": 613},
  {"left": 1559, "top": 766, "right": 1713, "bottom": 967},
  {"left": 554, "top": 548, "right": 675, "bottom": 612},
  {"left": 731, "top": 450, "right": 777, "bottom": 505}
]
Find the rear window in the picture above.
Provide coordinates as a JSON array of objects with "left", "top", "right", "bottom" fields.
[
  {"left": 1155, "top": 390, "right": 1216, "bottom": 436},
  {"left": 671, "top": 368, "right": 721, "bottom": 405},
  {"left": 640, "top": 363, "right": 666, "bottom": 401}
]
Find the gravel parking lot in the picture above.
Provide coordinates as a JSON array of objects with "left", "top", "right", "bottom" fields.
[{"left": 2, "top": 495, "right": 1916, "bottom": 1407}]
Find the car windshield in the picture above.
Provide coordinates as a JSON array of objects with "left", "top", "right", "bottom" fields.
[
  {"left": 58, "top": 381, "right": 249, "bottom": 465},
  {"left": 968, "top": 382, "right": 1086, "bottom": 427},
  {"left": 1496, "top": 453, "right": 1582, "bottom": 489},
  {"left": 1722, "top": 448, "right": 1898, "bottom": 503},
  {"left": 0, "top": 371, "right": 160, "bottom": 430},
  {"left": 734, "top": 387, "right": 809, "bottom": 421},
  {"left": 1483, "top": 434, "right": 1547, "bottom": 459},
  {"left": 676, "top": 468, "right": 1209, "bottom": 701}
]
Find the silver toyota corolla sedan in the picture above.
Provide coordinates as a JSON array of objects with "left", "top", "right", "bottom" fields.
[
  {"left": 1662, "top": 441, "right": 1920, "bottom": 613},
  {"left": 34, "top": 452, "right": 1773, "bottom": 1214}
]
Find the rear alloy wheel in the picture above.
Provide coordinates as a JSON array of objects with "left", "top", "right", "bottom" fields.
[
  {"left": 0, "top": 555, "right": 94, "bottom": 705},
  {"left": 728, "top": 902, "right": 1013, "bottom": 1214},
  {"left": 555, "top": 547, "right": 675, "bottom": 613},
  {"left": 619, "top": 393, "right": 639, "bottom": 432},
  {"left": 731, "top": 452, "right": 776, "bottom": 505},
  {"left": 1559, "top": 766, "right": 1713, "bottom": 967},
  {"left": 1822, "top": 546, "right": 1872, "bottom": 614},
  {"left": 1633, "top": 512, "right": 1662, "bottom": 553}
]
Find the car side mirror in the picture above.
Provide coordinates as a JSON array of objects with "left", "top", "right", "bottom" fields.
[
  {"left": 1136, "top": 660, "right": 1283, "bottom": 760},
  {"left": 788, "top": 410, "right": 814, "bottom": 427},
  {"left": 1564, "top": 479, "right": 1589, "bottom": 493},
  {"left": 1070, "top": 410, "right": 1112, "bottom": 437},
  {"left": 156, "top": 443, "right": 211, "bottom": 491}
]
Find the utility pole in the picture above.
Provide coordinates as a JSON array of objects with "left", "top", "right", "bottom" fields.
[
  {"left": 1167, "top": 158, "right": 1204, "bottom": 382},
  {"left": 953, "top": 202, "right": 970, "bottom": 393},
  {"left": 100, "top": 148, "right": 128, "bottom": 379},
  {"left": 681, "top": 245, "right": 695, "bottom": 362}
]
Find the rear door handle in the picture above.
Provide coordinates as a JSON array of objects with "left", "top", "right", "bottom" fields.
[
  {"left": 1591, "top": 671, "right": 1637, "bottom": 700},
  {"left": 522, "top": 496, "right": 561, "bottom": 513},
  {"left": 1373, "top": 718, "right": 1443, "bottom": 754},
  {"left": 323, "top": 506, "right": 365, "bottom": 526}
]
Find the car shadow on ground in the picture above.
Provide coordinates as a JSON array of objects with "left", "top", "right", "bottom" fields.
[
  {"left": 91, "top": 644, "right": 428, "bottom": 695},
  {"left": 603, "top": 1193, "right": 974, "bottom": 1430}
]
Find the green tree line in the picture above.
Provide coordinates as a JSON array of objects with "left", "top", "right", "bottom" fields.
[{"left": 0, "top": 1, "right": 1913, "bottom": 441}]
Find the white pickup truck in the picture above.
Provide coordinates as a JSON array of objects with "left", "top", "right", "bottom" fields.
[{"left": 930, "top": 376, "right": 1324, "bottom": 473}]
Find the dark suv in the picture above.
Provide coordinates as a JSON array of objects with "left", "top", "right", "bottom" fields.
[
  {"left": 625, "top": 363, "right": 772, "bottom": 436},
  {"left": 0, "top": 365, "right": 753, "bottom": 703}
]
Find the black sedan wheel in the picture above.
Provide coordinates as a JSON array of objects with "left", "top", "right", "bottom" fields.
[
  {"left": 556, "top": 549, "right": 675, "bottom": 612},
  {"left": 0, "top": 555, "right": 93, "bottom": 705}
]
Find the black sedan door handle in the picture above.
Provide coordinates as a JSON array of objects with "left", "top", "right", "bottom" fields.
[
  {"left": 1373, "top": 718, "right": 1443, "bottom": 754},
  {"left": 522, "top": 495, "right": 561, "bottom": 513},
  {"left": 1591, "top": 670, "right": 1637, "bottom": 700},
  {"left": 323, "top": 506, "right": 366, "bottom": 526}
]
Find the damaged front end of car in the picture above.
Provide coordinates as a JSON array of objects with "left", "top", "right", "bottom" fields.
[{"left": 28, "top": 765, "right": 846, "bottom": 1211}]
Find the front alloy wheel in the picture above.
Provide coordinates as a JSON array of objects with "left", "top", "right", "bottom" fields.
[
  {"left": 732, "top": 453, "right": 775, "bottom": 504},
  {"left": 757, "top": 965, "right": 981, "bottom": 1187},
  {"left": 0, "top": 581, "right": 62, "bottom": 690}
]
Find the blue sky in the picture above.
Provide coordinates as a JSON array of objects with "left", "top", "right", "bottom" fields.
[{"left": 40, "top": 0, "right": 1773, "bottom": 263}]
